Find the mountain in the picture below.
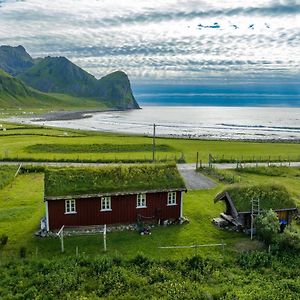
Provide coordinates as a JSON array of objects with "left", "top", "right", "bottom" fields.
[
  {"left": 18, "top": 56, "right": 139, "bottom": 109},
  {"left": 0, "top": 45, "right": 34, "bottom": 76},
  {"left": 0, "top": 68, "right": 106, "bottom": 109},
  {"left": 0, "top": 45, "right": 139, "bottom": 109}
]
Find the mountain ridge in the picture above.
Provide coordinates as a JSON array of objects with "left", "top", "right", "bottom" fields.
[{"left": 0, "top": 45, "right": 139, "bottom": 110}]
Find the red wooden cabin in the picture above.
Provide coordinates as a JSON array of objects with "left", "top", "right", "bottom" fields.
[{"left": 44, "top": 164, "right": 186, "bottom": 231}]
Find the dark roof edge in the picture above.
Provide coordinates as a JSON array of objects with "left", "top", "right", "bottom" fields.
[
  {"left": 45, "top": 187, "right": 187, "bottom": 201},
  {"left": 238, "top": 207, "right": 298, "bottom": 214}
]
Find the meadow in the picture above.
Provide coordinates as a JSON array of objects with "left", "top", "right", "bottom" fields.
[
  {"left": 0, "top": 122, "right": 300, "bottom": 163},
  {"left": 1, "top": 165, "right": 300, "bottom": 260},
  {"left": 0, "top": 123, "right": 300, "bottom": 298},
  {"left": 0, "top": 164, "right": 300, "bottom": 298}
]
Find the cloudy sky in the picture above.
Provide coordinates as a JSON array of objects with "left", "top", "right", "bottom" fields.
[{"left": 0, "top": 0, "right": 299, "bottom": 86}]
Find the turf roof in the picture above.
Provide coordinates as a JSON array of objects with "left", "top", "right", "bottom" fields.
[
  {"left": 44, "top": 164, "right": 186, "bottom": 198},
  {"left": 217, "top": 184, "right": 296, "bottom": 212}
]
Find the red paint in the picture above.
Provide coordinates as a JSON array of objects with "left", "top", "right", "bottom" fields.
[{"left": 47, "top": 191, "right": 182, "bottom": 230}]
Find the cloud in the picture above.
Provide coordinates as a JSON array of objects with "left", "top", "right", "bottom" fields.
[{"left": 0, "top": 0, "right": 299, "bottom": 84}]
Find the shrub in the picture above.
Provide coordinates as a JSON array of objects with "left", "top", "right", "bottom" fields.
[
  {"left": 0, "top": 234, "right": 8, "bottom": 246},
  {"left": 131, "top": 254, "right": 152, "bottom": 269},
  {"left": 237, "top": 251, "right": 272, "bottom": 268},
  {"left": 199, "top": 167, "right": 240, "bottom": 184},
  {"left": 255, "top": 209, "right": 280, "bottom": 245},
  {"left": 278, "top": 227, "right": 300, "bottom": 251}
]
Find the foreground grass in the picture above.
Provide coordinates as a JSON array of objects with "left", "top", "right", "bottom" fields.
[
  {"left": 0, "top": 122, "right": 300, "bottom": 163},
  {"left": 1, "top": 252, "right": 300, "bottom": 299}
]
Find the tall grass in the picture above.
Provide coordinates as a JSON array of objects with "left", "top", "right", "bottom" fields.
[{"left": 0, "top": 166, "right": 18, "bottom": 190}]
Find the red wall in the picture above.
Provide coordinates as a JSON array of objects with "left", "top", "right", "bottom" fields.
[{"left": 47, "top": 191, "right": 182, "bottom": 230}]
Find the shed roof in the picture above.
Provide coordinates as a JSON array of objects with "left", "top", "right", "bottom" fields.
[
  {"left": 215, "top": 184, "right": 296, "bottom": 212},
  {"left": 44, "top": 164, "right": 186, "bottom": 199}
]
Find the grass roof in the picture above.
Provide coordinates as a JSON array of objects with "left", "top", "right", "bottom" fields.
[
  {"left": 44, "top": 164, "right": 186, "bottom": 198},
  {"left": 219, "top": 184, "right": 296, "bottom": 212}
]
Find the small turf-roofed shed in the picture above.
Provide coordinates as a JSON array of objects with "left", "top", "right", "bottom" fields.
[
  {"left": 214, "top": 184, "right": 297, "bottom": 229},
  {"left": 44, "top": 164, "right": 186, "bottom": 231}
]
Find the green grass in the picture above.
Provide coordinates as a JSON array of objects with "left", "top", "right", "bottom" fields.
[
  {"left": 1, "top": 172, "right": 255, "bottom": 260},
  {"left": 218, "top": 184, "right": 296, "bottom": 212},
  {"left": 0, "top": 122, "right": 300, "bottom": 163},
  {"left": 45, "top": 164, "right": 186, "bottom": 197},
  {"left": 26, "top": 143, "right": 174, "bottom": 153},
  {"left": 0, "top": 165, "right": 18, "bottom": 189},
  {"left": 0, "top": 173, "right": 44, "bottom": 256}
]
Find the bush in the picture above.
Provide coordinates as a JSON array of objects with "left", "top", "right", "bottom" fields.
[
  {"left": 278, "top": 227, "right": 300, "bottom": 251},
  {"left": 0, "top": 234, "right": 8, "bottom": 246},
  {"left": 199, "top": 167, "right": 240, "bottom": 184},
  {"left": 237, "top": 251, "right": 272, "bottom": 268},
  {"left": 255, "top": 209, "right": 280, "bottom": 245},
  {"left": 19, "top": 246, "right": 26, "bottom": 258}
]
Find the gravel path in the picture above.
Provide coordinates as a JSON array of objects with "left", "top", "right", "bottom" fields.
[{"left": 176, "top": 165, "right": 216, "bottom": 190}]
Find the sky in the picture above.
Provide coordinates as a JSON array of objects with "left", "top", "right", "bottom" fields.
[{"left": 0, "top": 0, "right": 299, "bottom": 86}]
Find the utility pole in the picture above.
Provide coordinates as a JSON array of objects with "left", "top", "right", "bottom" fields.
[{"left": 152, "top": 123, "right": 156, "bottom": 163}]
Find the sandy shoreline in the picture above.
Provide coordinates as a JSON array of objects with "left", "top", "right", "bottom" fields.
[
  {"left": 4, "top": 106, "right": 300, "bottom": 143},
  {"left": 33, "top": 108, "right": 135, "bottom": 121}
]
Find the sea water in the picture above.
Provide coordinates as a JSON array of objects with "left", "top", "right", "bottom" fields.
[{"left": 20, "top": 106, "right": 300, "bottom": 141}]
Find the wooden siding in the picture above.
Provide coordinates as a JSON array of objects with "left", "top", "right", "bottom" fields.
[
  {"left": 48, "top": 191, "right": 182, "bottom": 230},
  {"left": 240, "top": 210, "right": 295, "bottom": 229}
]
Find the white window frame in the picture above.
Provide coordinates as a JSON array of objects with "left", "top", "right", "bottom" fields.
[
  {"left": 136, "top": 193, "right": 147, "bottom": 208},
  {"left": 101, "top": 196, "right": 112, "bottom": 211},
  {"left": 65, "top": 199, "right": 76, "bottom": 214},
  {"left": 167, "top": 192, "right": 177, "bottom": 206}
]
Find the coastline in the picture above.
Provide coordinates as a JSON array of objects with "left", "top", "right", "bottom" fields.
[
  {"left": 33, "top": 108, "right": 141, "bottom": 122},
  {"left": 4, "top": 106, "right": 300, "bottom": 143}
]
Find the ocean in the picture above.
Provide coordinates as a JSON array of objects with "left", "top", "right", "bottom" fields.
[{"left": 17, "top": 106, "right": 300, "bottom": 141}]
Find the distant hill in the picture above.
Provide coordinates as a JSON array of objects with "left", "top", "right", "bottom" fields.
[
  {"left": 0, "top": 45, "right": 34, "bottom": 76},
  {"left": 0, "top": 68, "right": 107, "bottom": 109},
  {"left": 0, "top": 45, "right": 139, "bottom": 109}
]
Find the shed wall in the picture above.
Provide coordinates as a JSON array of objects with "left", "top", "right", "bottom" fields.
[{"left": 47, "top": 191, "right": 182, "bottom": 230}]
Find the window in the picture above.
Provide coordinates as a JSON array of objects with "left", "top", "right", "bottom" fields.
[
  {"left": 137, "top": 193, "right": 147, "bottom": 208},
  {"left": 65, "top": 199, "right": 76, "bottom": 214},
  {"left": 101, "top": 196, "right": 111, "bottom": 211},
  {"left": 167, "top": 192, "right": 176, "bottom": 206}
]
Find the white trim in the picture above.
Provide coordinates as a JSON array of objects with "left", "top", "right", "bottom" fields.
[
  {"left": 101, "top": 196, "right": 111, "bottom": 211},
  {"left": 65, "top": 199, "right": 76, "bottom": 214},
  {"left": 167, "top": 191, "right": 177, "bottom": 206},
  {"left": 45, "top": 200, "right": 49, "bottom": 232},
  {"left": 136, "top": 193, "right": 147, "bottom": 208},
  {"left": 180, "top": 191, "right": 183, "bottom": 218},
  {"left": 64, "top": 211, "right": 77, "bottom": 215}
]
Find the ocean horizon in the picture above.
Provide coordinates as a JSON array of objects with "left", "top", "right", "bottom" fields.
[{"left": 133, "top": 84, "right": 300, "bottom": 107}]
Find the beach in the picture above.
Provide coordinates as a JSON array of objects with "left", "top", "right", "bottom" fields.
[{"left": 8, "top": 106, "right": 300, "bottom": 142}]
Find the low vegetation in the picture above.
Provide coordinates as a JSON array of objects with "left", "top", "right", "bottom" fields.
[
  {"left": 45, "top": 164, "right": 186, "bottom": 197},
  {"left": 1, "top": 122, "right": 300, "bottom": 163},
  {"left": 26, "top": 143, "right": 174, "bottom": 153},
  {"left": 236, "top": 165, "right": 300, "bottom": 177},
  {"left": 221, "top": 184, "right": 296, "bottom": 212},
  {"left": 198, "top": 167, "right": 241, "bottom": 184},
  {"left": 0, "top": 165, "right": 18, "bottom": 189},
  {"left": 1, "top": 253, "right": 300, "bottom": 299},
  {"left": 255, "top": 209, "right": 300, "bottom": 251}
]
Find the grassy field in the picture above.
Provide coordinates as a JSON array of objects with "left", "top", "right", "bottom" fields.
[
  {"left": 0, "top": 122, "right": 300, "bottom": 163},
  {"left": 0, "top": 169, "right": 299, "bottom": 299},
  {"left": 4, "top": 167, "right": 300, "bottom": 260}
]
